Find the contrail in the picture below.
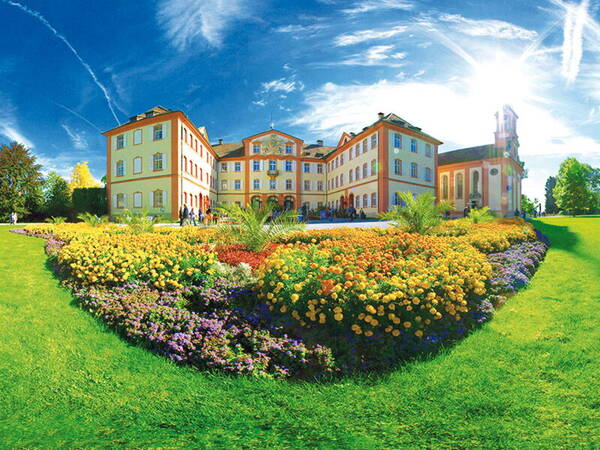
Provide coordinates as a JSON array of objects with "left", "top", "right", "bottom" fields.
[
  {"left": 561, "top": 0, "right": 588, "bottom": 83},
  {"left": 2, "top": 0, "right": 121, "bottom": 125},
  {"left": 52, "top": 101, "right": 102, "bottom": 132}
]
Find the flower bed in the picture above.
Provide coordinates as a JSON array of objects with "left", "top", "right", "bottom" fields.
[{"left": 17, "top": 219, "right": 548, "bottom": 378}]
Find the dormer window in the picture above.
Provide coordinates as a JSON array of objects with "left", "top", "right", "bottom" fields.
[
  {"left": 146, "top": 111, "right": 154, "bottom": 118},
  {"left": 253, "top": 143, "right": 260, "bottom": 154}
]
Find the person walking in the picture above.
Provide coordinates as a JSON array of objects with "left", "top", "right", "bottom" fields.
[
  {"left": 463, "top": 206, "right": 469, "bottom": 218},
  {"left": 181, "top": 204, "right": 190, "bottom": 226},
  {"left": 198, "top": 208, "right": 204, "bottom": 226},
  {"left": 205, "top": 208, "right": 212, "bottom": 225},
  {"left": 10, "top": 211, "right": 17, "bottom": 224},
  {"left": 189, "top": 207, "right": 197, "bottom": 226}
]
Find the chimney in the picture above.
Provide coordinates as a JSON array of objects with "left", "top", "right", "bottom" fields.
[
  {"left": 218, "top": 138, "right": 223, "bottom": 145},
  {"left": 316, "top": 139, "right": 324, "bottom": 146},
  {"left": 378, "top": 112, "right": 385, "bottom": 120}
]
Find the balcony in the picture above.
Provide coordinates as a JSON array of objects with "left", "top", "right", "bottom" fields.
[{"left": 267, "top": 169, "right": 279, "bottom": 177}]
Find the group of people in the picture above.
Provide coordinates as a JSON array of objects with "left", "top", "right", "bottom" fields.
[
  {"left": 178, "top": 204, "right": 215, "bottom": 227},
  {"left": 316, "top": 205, "right": 366, "bottom": 222}
]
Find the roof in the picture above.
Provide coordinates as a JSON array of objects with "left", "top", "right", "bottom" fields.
[
  {"left": 438, "top": 144, "right": 501, "bottom": 166},
  {"left": 212, "top": 142, "right": 244, "bottom": 158},
  {"left": 302, "top": 144, "right": 336, "bottom": 158}
]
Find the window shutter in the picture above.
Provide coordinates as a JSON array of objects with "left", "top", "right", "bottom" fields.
[
  {"left": 149, "top": 155, "right": 154, "bottom": 171},
  {"left": 149, "top": 126, "right": 154, "bottom": 141},
  {"left": 123, "top": 134, "right": 127, "bottom": 147},
  {"left": 123, "top": 161, "right": 127, "bottom": 175},
  {"left": 112, "top": 136, "right": 117, "bottom": 150},
  {"left": 112, "top": 194, "right": 117, "bottom": 208},
  {"left": 149, "top": 191, "right": 154, "bottom": 207},
  {"left": 114, "top": 162, "right": 118, "bottom": 176},
  {"left": 161, "top": 153, "right": 167, "bottom": 170},
  {"left": 162, "top": 190, "right": 168, "bottom": 207},
  {"left": 163, "top": 122, "right": 168, "bottom": 139}
]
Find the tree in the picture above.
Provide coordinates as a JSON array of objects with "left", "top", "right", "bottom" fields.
[
  {"left": 521, "top": 195, "right": 540, "bottom": 216},
  {"left": 0, "top": 142, "right": 44, "bottom": 220},
  {"left": 544, "top": 176, "right": 558, "bottom": 214},
  {"left": 42, "top": 172, "right": 71, "bottom": 218},
  {"left": 379, "top": 191, "right": 452, "bottom": 234},
  {"left": 68, "top": 161, "right": 100, "bottom": 193},
  {"left": 553, "top": 157, "right": 596, "bottom": 215}
]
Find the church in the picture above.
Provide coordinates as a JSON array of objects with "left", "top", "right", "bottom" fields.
[{"left": 437, "top": 105, "right": 524, "bottom": 216}]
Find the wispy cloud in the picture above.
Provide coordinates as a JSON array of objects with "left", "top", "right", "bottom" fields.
[
  {"left": 342, "top": 0, "right": 413, "bottom": 14},
  {"left": 334, "top": 25, "right": 407, "bottom": 46},
  {"left": 558, "top": 0, "right": 589, "bottom": 83},
  {"left": 0, "top": 94, "right": 33, "bottom": 148},
  {"left": 61, "top": 124, "right": 88, "bottom": 150},
  {"left": 261, "top": 78, "right": 304, "bottom": 93},
  {"left": 438, "top": 14, "right": 538, "bottom": 40},
  {"left": 2, "top": 0, "right": 120, "bottom": 125},
  {"left": 157, "top": 0, "right": 252, "bottom": 50},
  {"left": 275, "top": 23, "right": 327, "bottom": 34},
  {"left": 330, "top": 45, "right": 406, "bottom": 66}
]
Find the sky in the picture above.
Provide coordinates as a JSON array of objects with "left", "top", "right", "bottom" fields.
[{"left": 1, "top": 0, "right": 600, "bottom": 203}]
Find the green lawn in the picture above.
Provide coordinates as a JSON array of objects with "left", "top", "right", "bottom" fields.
[{"left": 0, "top": 218, "right": 599, "bottom": 447}]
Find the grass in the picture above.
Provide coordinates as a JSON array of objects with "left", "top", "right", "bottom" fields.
[{"left": 0, "top": 218, "right": 599, "bottom": 447}]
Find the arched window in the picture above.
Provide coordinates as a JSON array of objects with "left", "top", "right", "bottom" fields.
[
  {"left": 355, "top": 167, "right": 361, "bottom": 180},
  {"left": 442, "top": 175, "right": 449, "bottom": 200},
  {"left": 116, "top": 160, "right": 124, "bottom": 177},
  {"left": 456, "top": 173, "right": 464, "bottom": 200},
  {"left": 371, "top": 159, "right": 377, "bottom": 175},
  {"left": 133, "top": 156, "right": 142, "bottom": 174},
  {"left": 394, "top": 159, "right": 402, "bottom": 175},
  {"left": 362, "top": 163, "right": 368, "bottom": 178},
  {"left": 153, "top": 190, "right": 164, "bottom": 208},
  {"left": 153, "top": 153, "right": 164, "bottom": 171},
  {"left": 363, "top": 194, "right": 369, "bottom": 207},
  {"left": 472, "top": 170, "right": 480, "bottom": 194}
]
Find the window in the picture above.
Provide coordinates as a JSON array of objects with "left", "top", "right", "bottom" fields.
[
  {"left": 349, "top": 149, "right": 353, "bottom": 161},
  {"left": 116, "top": 193, "right": 125, "bottom": 208},
  {"left": 340, "top": 174, "right": 344, "bottom": 186},
  {"left": 410, "top": 139, "right": 417, "bottom": 153},
  {"left": 362, "top": 139, "right": 367, "bottom": 153},
  {"left": 133, "top": 157, "right": 142, "bottom": 174},
  {"left": 355, "top": 145, "right": 360, "bottom": 158},
  {"left": 393, "top": 133, "right": 402, "bottom": 148},
  {"left": 363, "top": 194, "right": 369, "bottom": 207},
  {"left": 340, "top": 154, "right": 344, "bottom": 165},
  {"left": 317, "top": 164, "right": 323, "bottom": 174},
  {"left": 425, "top": 167, "right": 432, "bottom": 182},
  {"left": 153, "top": 125, "right": 163, "bottom": 140},
  {"left": 269, "top": 179, "right": 276, "bottom": 190},
  {"left": 285, "top": 160, "right": 293, "bottom": 172},
  {"left": 234, "top": 180, "right": 241, "bottom": 190},
  {"left": 253, "top": 160, "right": 260, "bottom": 171},
  {"left": 132, "top": 192, "right": 142, "bottom": 208},
  {"left": 442, "top": 175, "right": 449, "bottom": 200},
  {"left": 335, "top": 176, "right": 339, "bottom": 188},
  {"left": 303, "top": 163, "right": 310, "bottom": 173},
  {"left": 194, "top": 164, "right": 198, "bottom": 178},
  {"left": 253, "top": 144, "right": 260, "bottom": 154},
  {"left": 269, "top": 160, "right": 277, "bottom": 171},
  {"left": 317, "top": 180, "right": 323, "bottom": 191},
  {"left": 116, "top": 135, "right": 124, "bottom": 149},
  {"left": 134, "top": 129, "right": 142, "bottom": 145},
  {"left": 371, "top": 193, "right": 377, "bottom": 207},
  {"left": 253, "top": 179, "right": 260, "bottom": 190},
  {"left": 394, "top": 159, "right": 402, "bottom": 175},
  {"left": 234, "top": 162, "right": 241, "bottom": 172},
  {"left": 221, "top": 180, "right": 228, "bottom": 191},
  {"left": 153, "top": 190, "right": 164, "bottom": 208},
  {"left": 116, "top": 160, "right": 124, "bottom": 176},
  {"left": 362, "top": 163, "right": 368, "bottom": 178},
  {"left": 303, "top": 180, "right": 311, "bottom": 191},
  {"left": 153, "top": 153, "right": 164, "bottom": 171},
  {"left": 285, "top": 144, "right": 293, "bottom": 154},
  {"left": 371, "top": 133, "right": 377, "bottom": 149},
  {"left": 356, "top": 196, "right": 361, "bottom": 208},
  {"left": 456, "top": 173, "right": 464, "bottom": 199},
  {"left": 371, "top": 159, "right": 377, "bottom": 175},
  {"left": 355, "top": 167, "right": 361, "bottom": 180},
  {"left": 411, "top": 162, "right": 418, "bottom": 178},
  {"left": 221, "top": 162, "right": 228, "bottom": 172},
  {"left": 286, "top": 179, "right": 292, "bottom": 190},
  {"left": 349, "top": 169, "right": 353, "bottom": 183},
  {"left": 183, "top": 156, "right": 188, "bottom": 173},
  {"left": 425, "top": 143, "right": 432, "bottom": 157}
]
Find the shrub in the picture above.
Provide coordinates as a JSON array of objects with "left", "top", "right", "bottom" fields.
[
  {"left": 45, "top": 216, "right": 67, "bottom": 224},
  {"left": 467, "top": 207, "right": 494, "bottom": 224},
  {"left": 379, "top": 191, "right": 453, "bottom": 234},
  {"left": 117, "top": 208, "right": 157, "bottom": 234},
  {"left": 77, "top": 212, "right": 109, "bottom": 227}
]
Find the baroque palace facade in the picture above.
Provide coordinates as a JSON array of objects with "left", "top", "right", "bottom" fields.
[{"left": 103, "top": 105, "right": 521, "bottom": 219}]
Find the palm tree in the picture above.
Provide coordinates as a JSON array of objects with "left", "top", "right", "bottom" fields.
[
  {"left": 467, "top": 206, "right": 494, "bottom": 223},
  {"left": 379, "top": 191, "right": 453, "bottom": 234},
  {"left": 76, "top": 212, "right": 108, "bottom": 227},
  {"left": 216, "top": 202, "right": 305, "bottom": 251}
]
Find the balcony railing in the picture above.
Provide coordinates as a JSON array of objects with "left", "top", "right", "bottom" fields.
[{"left": 267, "top": 169, "right": 279, "bottom": 176}]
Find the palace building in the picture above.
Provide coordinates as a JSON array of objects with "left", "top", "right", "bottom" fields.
[
  {"left": 437, "top": 105, "right": 524, "bottom": 216},
  {"left": 103, "top": 105, "right": 521, "bottom": 219}
]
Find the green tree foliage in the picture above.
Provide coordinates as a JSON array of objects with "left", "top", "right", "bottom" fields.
[
  {"left": 521, "top": 195, "right": 540, "bottom": 216},
  {"left": 72, "top": 187, "right": 107, "bottom": 216},
  {"left": 76, "top": 212, "right": 108, "bottom": 227},
  {"left": 544, "top": 176, "right": 558, "bottom": 214},
  {"left": 379, "top": 191, "right": 452, "bottom": 234},
  {"left": 553, "top": 158, "right": 597, "bottom": 215},
  {"left": 0, "top": 142, "right": 43, "bottom": 220},
  {"left": 42, "top": 172, "right": 71, "bottom": 218},
  {"left": 467, "top": 206, "right": 495, "bottom": 223},
  {"left": 216, "top": 202, "right": 305, "bottom": 251}
]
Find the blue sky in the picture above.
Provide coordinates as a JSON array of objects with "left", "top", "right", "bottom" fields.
[{"left": 1, "top": 0, "right": 599, "bottom": 202}]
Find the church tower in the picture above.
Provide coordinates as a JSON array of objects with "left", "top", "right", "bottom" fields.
[{"left": 494, "top": 105, "right": 519, "bottom": 161}]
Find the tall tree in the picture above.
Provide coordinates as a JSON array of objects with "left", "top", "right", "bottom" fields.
[
  {"left": 0, "top": 142, "right": 44, "bottom": 219},
  {"left": 42, "top": 172, "right": 71, "bottom": 218},
  {"left": 544, "top": 176, "right": 558, "bottom": 214},
  {"left": 553, "top": 157, "right": 596, "bottom": 215},
  {"left": 521, "top": 195, "right": 540, "bottom": 216},
  {"left": 68, "top": 161, "right": 100, "bottom": 193}
]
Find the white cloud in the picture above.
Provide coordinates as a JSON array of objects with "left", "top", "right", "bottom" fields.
[
  {"left": 157, "top": 0, "right": 251, "bottom": 49},
  {"left": 275, "top": 23, "right": 327, "bottom": 34},
  {"left": 558, "top": 0, "right": 589, "bottom": 83},
  {"left": 342, "top": 0, "right": 413, "bottom": 14},
  {"left": 334, "top": 25, "right": 407, "bottom": 46},
  {"left": 439, "top": 14, "right": 538, "bottom": 40},
  {"left": 0, "top": 96, "right": 34, "bottom": 148},
  {"left": 330, "top": 45, "right": 406, "bottom": 66},
  {"left": 0, "top": 125, "right": 34, "bottom": 149},
  {"left": 252, "top": 99, "right": 266, "bottom": 107},
  {"left": 261, "top": 78, "right": 303, "bottom": 93},
  {"left": 61, "top": 124, "right": 88, "bottom": 150},
  {"left": 291, "top": 79, "right": 600, "bottom": 202}
]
